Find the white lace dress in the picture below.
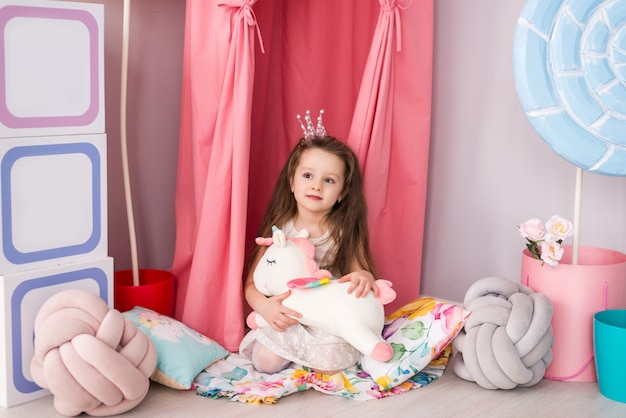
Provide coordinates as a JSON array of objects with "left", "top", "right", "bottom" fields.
[{"left": 238, "top": 221, "right": 361, "bottom": 373}]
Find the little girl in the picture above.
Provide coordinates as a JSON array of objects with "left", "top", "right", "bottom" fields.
[{"left": 239, "top": 112, "right": 380, "bottom": 374}]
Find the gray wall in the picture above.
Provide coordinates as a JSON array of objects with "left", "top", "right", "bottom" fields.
[
  {"left": 71, "top": 0, "right": 183, "bottom": 274},
  {"left": 423, "top": 0, "right": 626, "bottom": 301}
]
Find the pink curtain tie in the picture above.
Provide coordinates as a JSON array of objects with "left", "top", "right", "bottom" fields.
[
  {"left": 380, "top": 0, "right": 412, "bottom": 52},
  {"left": 219, "top": 0, "right": 266, "bottom": 53}
]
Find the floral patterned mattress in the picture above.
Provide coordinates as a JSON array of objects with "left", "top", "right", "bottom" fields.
[
  {"left": 193, "top": 297, "right": 469, "bottom": 404},
  {"left": 194, "top": 346, "right": 451, "bottom": 404}
]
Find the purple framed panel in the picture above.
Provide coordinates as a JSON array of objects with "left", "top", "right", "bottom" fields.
[{"left": 0, "top": 5, "right": 99, "bottom": 128}]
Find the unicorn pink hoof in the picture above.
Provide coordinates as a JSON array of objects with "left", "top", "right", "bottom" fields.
[
  {"left": 371, "top": 341, "right": 394, "bottom": 362},
  {"left": 246, "top": 312, "right": 259, "bottom": 329}
]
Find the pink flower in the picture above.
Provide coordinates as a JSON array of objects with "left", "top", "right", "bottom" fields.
[
  {"left": 518, "top": 218, "right": 545, "bottom": 241},
  {"left": 431, "top": 303, "right": 466, "bottom": 332}
]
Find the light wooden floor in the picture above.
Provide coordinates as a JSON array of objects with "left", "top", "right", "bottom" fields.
[{"left": 3, "top": 365, "right": 626, "bottom": 418}]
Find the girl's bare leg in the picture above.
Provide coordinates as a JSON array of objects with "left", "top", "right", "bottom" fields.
[{"left": 251, "top": 342, "right": 291, "bottom": 373}]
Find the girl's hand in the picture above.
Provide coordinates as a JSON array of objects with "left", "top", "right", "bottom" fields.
[
  {"left": 255, "top": 290, "right": 302, "bottom": 332},
  {"left": 337, "top": 270, "right": 379, "bottom": 298}
]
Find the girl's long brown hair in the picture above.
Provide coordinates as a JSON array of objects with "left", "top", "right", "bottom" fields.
[{"left": 248, "top": 136, "right": 377, "bottom": 278}]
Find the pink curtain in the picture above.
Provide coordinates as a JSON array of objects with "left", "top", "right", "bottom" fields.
[
  {"left": 172, "top": 0, "right": 432, "bottom": 349},
  {"left": 246, "top": 0, "right": 380, "bottom": 263},
  {"left": 171, "top": 0, "right": 262, "bottom": 351},
  {"left": 348, "top": 0, "right": 433, "bottom": 313}
]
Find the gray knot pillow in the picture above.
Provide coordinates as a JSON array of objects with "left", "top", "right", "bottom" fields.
[{"left": 452, "top": 276, "right": 553, "bottom": 389}]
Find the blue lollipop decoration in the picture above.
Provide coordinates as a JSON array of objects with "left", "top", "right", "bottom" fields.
[
  {"left": 513, "top": 0, "right": 626, "bottom": 177},
  {"left": 513, "top": 0, "right": 626, "bottom": 262}
]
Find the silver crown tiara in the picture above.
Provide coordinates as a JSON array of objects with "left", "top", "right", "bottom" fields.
[{"left": 297, "top": 109, "right": 326, "bottom": 139}]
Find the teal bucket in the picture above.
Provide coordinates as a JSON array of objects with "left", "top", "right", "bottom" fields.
[{"left": 594, "top": 310, "right": 626, "bottom": 403}]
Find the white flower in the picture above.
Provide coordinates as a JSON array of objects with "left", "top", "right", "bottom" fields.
[
  {"left": 540, "top": 240, "right": 564, "bottom": 267},
  {"left": 545, "top": 215, "right": 574, "bottom": 241}
]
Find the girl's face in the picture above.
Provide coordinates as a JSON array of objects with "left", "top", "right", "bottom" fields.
[{"left": 291, "top": 148, "right": 345, "bottom": 219}]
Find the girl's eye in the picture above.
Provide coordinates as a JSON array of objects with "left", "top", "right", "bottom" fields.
[
  {"left": 266, "top": 259, "right": 276, "bottom": 266},
  {"left": 324, "top": 178, "right": 335, "bottom": 184},
  {"left": 303, "top": 173, "right": 312, "bottom": 179}
]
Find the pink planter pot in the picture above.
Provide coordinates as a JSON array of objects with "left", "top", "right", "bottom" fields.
[
  {"left": 521, "top": 246, "right": 626, "bottom": 382},
  {"left": 114, "top": 269, "right": 175, "bottom": 316}
]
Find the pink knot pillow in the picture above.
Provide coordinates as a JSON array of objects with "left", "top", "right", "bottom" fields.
[{"left": 30, "top": 289, "right": 157, "bottom": 416}]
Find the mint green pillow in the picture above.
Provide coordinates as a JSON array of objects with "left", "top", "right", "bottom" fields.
[{"left": 123, "top": 307, "right": 229, "bottom": 389}]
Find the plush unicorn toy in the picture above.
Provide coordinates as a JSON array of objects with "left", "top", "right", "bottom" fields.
[{"left": 247, "top": 226, "right": 396, "bottom": 362}]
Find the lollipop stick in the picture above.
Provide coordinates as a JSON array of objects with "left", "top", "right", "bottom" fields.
[{"left": 572, "top": 167, "right": 583, "bottom": 265}]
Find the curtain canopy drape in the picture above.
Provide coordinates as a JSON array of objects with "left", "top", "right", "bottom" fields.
[
  {"left": 171, "top": 0, "right": 261, "bottom": 350},
  {"left": 348, "top": 0, "right": 433, "bottom": 313},
  {"left": 172, "top": 0, "right": 433, "bottom": 350}
]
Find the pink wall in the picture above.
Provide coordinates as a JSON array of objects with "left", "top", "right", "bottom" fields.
[{"left": 84, "top": 0, "right": 625, "bottom": 303}]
